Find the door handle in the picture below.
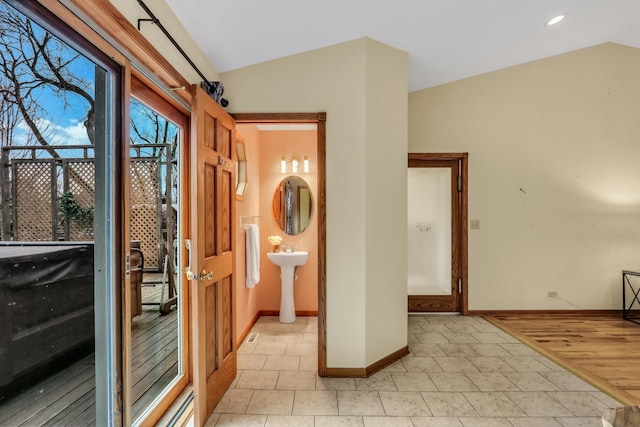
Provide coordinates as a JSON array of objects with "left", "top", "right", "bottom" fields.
[
  {"left": 185, "top": 239, "right": 196, "bottom": 281},
  {"left": 199, "top": 270, "right": 213, "bottom": 281}
]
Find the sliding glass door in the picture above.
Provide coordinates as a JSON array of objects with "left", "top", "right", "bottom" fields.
[
  {"left": 0, "top": 0, "right": 121, "bottom": 424},
  {"left": 126, "top": 76, "right": 189, "bottom": 426}
]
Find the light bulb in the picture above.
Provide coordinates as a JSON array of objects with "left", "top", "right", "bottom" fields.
[
  {"left": 292, "top": 157, "right": 298, "bottom": 173},
  {"left": 281, "top": 157, "right": 286, "bottom": 173},
  {"left": 303, "top": 156, "right": 309, "bottom": 173}
]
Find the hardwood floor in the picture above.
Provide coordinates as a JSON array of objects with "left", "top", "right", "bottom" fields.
[
  {"left": 486, "top": 314, "right": 640, "bottom": 406},
  {"left": 131, "top": 282, "right": 179, "bottom": 420},
  {"left": 0, "top": 277, "right": 178, "bottom": 426}
]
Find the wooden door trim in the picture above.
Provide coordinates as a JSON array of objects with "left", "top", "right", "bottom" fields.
[
  {"left": 233, "top": 113, "right": 326, "bottom": 122},
  {"left": 60, "top": 0, "right": 192, "bottom": 105},
  {"left": 233, "top": 112, "right": 327, "bottom": 376},
  {"left": 408, "top": 153, "right": 468, "bottom": 315}
]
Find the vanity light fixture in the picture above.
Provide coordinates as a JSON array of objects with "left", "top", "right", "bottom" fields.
[
  {"left": 281, "top": 156, "right": 309, "bottom": 173},
  {"left": 546, "top": 14, "right": 565, "bottom": 26}
]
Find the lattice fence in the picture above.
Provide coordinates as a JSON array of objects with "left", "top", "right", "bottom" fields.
[
  {"left": 14, "top": 160, "right": 54, "bottom": 241},
  {"left": 2, "top": 146, "right": 169, "bottom": 271},
  {"left": 66, "top": 160, "right": 95, "bottom": 241},
  {"left": 130, "top": 159, "right": 161, "bottom": 270}
]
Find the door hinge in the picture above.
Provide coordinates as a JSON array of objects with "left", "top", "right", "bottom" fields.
[
  {"left": 457, "top": 175, "right": 462, "bottom": 192},
  {"left": 458, "top": 277, "right": 462, "bottom": 294}
]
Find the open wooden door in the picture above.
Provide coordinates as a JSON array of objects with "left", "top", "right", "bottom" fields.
[{"left": 190, "top": 85, "right": 236, "bottom": 425}]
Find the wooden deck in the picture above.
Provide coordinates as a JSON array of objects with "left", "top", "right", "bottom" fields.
[
  {"left": 487, "top": 313, "right": 640, "bottom": 406},
  {"left": 0, "top": 275, "right": 178, "bottom": 426}
]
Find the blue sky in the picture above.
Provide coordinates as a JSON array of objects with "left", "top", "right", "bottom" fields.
[
  {"left": 2, "top": 1, "right": 181, "bottom": 163},
  {"left": 2, "top": 1, "right": 96, "bottom": 156}
]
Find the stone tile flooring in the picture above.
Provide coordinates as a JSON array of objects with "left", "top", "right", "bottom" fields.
[{"left": 205, "top": 314, "right": 620, "bottom": 426}]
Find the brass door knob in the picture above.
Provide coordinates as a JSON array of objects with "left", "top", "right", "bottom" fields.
[{"left": 199, "top": 269, "right": 213, "bottom": 281}]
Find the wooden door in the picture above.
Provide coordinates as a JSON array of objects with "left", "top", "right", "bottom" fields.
[
  {"left": 190, "top": 85, "right": 236, "bottom": 425},
  {"left": 407, "top": 153, "right": 468, "bottom": 314}
]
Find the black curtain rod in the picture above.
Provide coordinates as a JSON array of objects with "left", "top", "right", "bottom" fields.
[{"left": 136, "top": 0, "right": 212, "bottom": 91}]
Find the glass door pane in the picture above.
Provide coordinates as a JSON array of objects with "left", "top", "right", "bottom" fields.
[
  {"left": 407, "top": 167, "right": 452, "bottom": 295},
  {"left": 0, "top": 1, "right": 117, "bottom": 424},
  {"left": 129, "top": 97, "right": 183, "bottom": 424}
]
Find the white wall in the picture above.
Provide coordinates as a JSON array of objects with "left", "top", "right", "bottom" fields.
[
  {"left": 108, "top": 0, "right": 218, "bottom": 84},
  {"left": 222, "top": 38, "right": 409, "bottom": 368},
  {"left": 409, "top": 43, "right": 640, "bottom": 310}
]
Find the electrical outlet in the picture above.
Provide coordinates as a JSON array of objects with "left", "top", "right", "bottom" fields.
[
  {"left": 470, "top": 220, "right": 480, "bottom": 230},
  {"left": 547, "top": 291, "right": 558, "bottom": 298}
]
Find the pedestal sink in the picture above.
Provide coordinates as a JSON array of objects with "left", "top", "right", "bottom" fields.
[{"left": 266, "top": 251, "right": 308, "bottom": 323}]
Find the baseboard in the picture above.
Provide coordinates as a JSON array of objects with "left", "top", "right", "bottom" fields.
[
  {"left": 237, "top": 312, "right": 260, "bottom": 347},
  {"left": 325, "top": 346, "right": 410, "bottom": 378},
  {"left": 258, "top": 310, "right": 318, "bottom": 317},
  {"left": 469, "top": 309, "right": 621, "bottom": 317},
  {"left": 365, "top": 346, "right": 410, "bottom": 376},
  {"left": 325, "top": 367, "right": 367, "bottom": 377}
]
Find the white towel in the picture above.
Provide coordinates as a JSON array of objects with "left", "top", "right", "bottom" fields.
[{"left": 245, "top": 224, "right": 260, "bottom": 288}]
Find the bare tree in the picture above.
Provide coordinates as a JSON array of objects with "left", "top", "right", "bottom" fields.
[
  {"left": 0, "top": 3, "right": 95, "bottom": 157},
  {"left": 130, "top": 99, "right": 179, "bottom": 206},
  {"left": 130, "top": 99, "right": 179, "bottom": 159},
  {"left": 0, "top": 76, "right": 19, "bottom": 149}
]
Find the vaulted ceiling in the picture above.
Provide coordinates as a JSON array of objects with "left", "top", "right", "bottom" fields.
[{"left": 165, "top": 0, "right": 640, "bottom": 92}]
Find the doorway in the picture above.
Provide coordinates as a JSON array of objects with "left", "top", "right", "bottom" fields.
[
  {"left": 233, "top": 113, "right": 327, "bottom": 375},
  {"left": 408, "top": 153, "right": 468, "bottom": 314}
]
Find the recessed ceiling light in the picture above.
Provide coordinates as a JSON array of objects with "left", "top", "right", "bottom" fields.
[{"left": 546, "top": 14, "right": 565, "bottom": 26}]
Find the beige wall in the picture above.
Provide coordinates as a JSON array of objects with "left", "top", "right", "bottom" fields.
[
  {"left": 364, "top": 41, "right": 409, "bottom": 365},
  {"left": 108, "top": 0, "right": 218, "bottom": 83},
  {"left": 223, "top": 38, "right": 408, "bottom": 368},
  {"left": 409, "top": 42, "right": 640, "bottom": 310}
]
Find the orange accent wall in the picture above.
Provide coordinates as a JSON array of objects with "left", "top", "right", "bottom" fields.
[
  {"left": 234, "top": 125, "right": 318, "bottom": 344},
  {"left": 258, "top": 130, "right": 318, "bottom": 313},
  {"left": 234, "top": 124, "right": 261, "bottom": 343}
]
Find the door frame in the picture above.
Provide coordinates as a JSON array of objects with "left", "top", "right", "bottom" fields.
[
  {"left": 232, "top": 113, "right": 327, "bottom": 375},
  {"left": 124, "top": 74, "right": 191, "bottom": 426},
  {"left": 408, "top": 153, "right": 468, "bottom": 315}
]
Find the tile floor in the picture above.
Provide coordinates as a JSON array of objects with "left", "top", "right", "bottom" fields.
[{"left": 205, "top": 314, "right": 621, "bottom": 426}]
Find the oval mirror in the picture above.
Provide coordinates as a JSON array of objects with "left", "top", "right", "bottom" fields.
[{"left": 272, "top": 176, "right": 313, "bottom": 235}]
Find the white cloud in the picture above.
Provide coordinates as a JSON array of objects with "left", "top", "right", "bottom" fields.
[{"left": 13, "top": 117, "right": 91, "bottom": 147}]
